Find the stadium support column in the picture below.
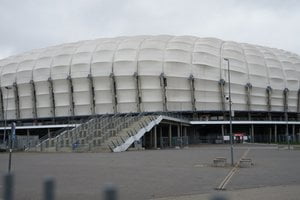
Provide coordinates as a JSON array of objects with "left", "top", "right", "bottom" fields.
[
  {"left": 219, "top": 79, "right": 226, "bottom": 112},
  {"left": 246, "top": 83, "right": 253, "bottom": 143},
  {"left": 266, "top": 86, "right": 272, "bottom": 143},
  {"left": 134, "top": 72, "right": 142, "bottom": 112},
  {"left": 168, "top": 124, "right": 172, "bottom": 147},
  {"left": 159, "top": 126, "right": 163, "bottom": 148},
  {"left": 110, "top": 73, "right": 117, "bottom": 113},
  {"left": 26, "top": 129, "right": 30, "bottom": 148},
  {"left": 0, "top": 88, "right": 4, "bottom": 120},
  {"left": 219, "top": 79, "right": 226, "bottom": 142},
  {"left": 88, "top": 74, "right": 95, "bottom": 115},
  {"left": 292, "top": 124, "right": 295, "bottom": 143},
  {"left": 283, "top": 88, "right": 289, "bottom": 143},
  {"left": 297, "top": 89, "right": 300, "bottom": 120},
  {"left": 30, "top": 80, "right": 37, "bottom": 119},
  {"left": 154, "top": 126, "right": 157, "bottom": 149},
  {"left": 274, "top": 124, "right": 277, "bottom": 143},
  {"left": 160, "top": 73, "right": 167, "bottom": 112},
  {"left": 13, "top": 82, "right": 20, "bottom": 119},
  {"left": 189, "top": 75, "right": 196, "bottom": 112},
  {"left": 67, "top": 76, "right": 75, "bottom": 116},
  {"left": 48, "top": 78, "right": 56, "bottom": 119}
]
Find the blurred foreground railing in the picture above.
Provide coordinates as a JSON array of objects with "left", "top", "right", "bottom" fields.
[{"left": 2, "top": 173, "right": 227, "bottom": 200}]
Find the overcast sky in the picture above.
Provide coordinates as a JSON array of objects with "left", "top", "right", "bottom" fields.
[{"left": 1, "top": 0, "right": 300, "bottom": 59}]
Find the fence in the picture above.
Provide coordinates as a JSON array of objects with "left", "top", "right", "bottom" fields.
[{"left": 2, "top": 173, "right": 228, "bottom": 200}]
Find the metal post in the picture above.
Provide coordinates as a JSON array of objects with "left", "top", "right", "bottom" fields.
[
  {"left": 3, "top": 87, "right": 12, "bottom": 146},
  {"left": 103, "top": 184, "right": 117, "bottom": 200},
  {"left": 224, "top": 58, "right": 234, "bottom": 166},
  {"left": 8, "top": 122, "right": 16, "bottom": 173},
  {"left": 4, "top": 173, "right": 14, "bottom": 200},
  {"left": 44, "top": 177, "right": 55, "bottom": 200}
]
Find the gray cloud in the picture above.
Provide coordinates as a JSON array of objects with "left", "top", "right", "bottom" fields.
[{"left": 1, "top": 0, "right": 300, "bottom": 59}]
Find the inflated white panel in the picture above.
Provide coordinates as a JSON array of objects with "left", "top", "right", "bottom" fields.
[
  {"left": 140, "top": 76, "right": 163, "bottom": 112},
  {"left": 71, "top": 51, "right": 93, "bottom": 78},
  {"left": 18, "top": 84, "right": 33, "bottom": 118},
  {"left": 53, "top": 79, "right": 70, "bottom": 116},
  {"left": 1, "top": 87, "right": 15, "bottom": 119},
  {"left": 115, "top": 76, "right": 137, "bottom": 112},
  {"left": 275, "top": 50, "right": 299, "bottom": 112},
  {"left": 1, "top": 60, "right": 18, "bottom": 86},
  {"left": 166, "top": 77, "right": 191, "bottom": 111},
  {"left": 0, "top": 35, "right": 299, "bottom": 119},
  {"left": 51, "top": 43, "right": 78, "bottom": 80},
  {"left": 93, "top": 77, "right": 114, "bottom": 114},
  {"left": 72, "top": 78, "right": 91, "bottom": 115},
  {"left": 222, "top": 42, "right": 248, "bottom": 111},
  {"left": 243, "top": 44, "right": 269, "bottom": 111},
  {"left": 194, "top": 79, "right": 221, "bottom": 111},
  {"left": 35, "top": 81, "right": 52, "bottom": 117}
]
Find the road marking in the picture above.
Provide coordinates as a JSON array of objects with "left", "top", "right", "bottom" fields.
[{"left": 216, "top": 148, "right": 250, "bottom": 190}]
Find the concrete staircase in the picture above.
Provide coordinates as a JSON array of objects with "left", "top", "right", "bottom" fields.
[{"left": 28, "top": 113, "right": 161, "bottom": 153}]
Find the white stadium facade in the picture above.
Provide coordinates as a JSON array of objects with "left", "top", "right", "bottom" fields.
[{"left": 0, "top": 35, "right": 299, "bottom": 152}]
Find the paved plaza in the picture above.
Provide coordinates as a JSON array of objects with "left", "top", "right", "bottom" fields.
[{"left": 0, "top": 144, "right": 300, "bottom": 200}]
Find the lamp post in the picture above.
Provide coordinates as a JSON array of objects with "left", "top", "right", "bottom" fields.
[
  {"left": 224, "top": 58, "right": 234, "bottom": 166},
  {"left": 3, "top": 86, "right": 12, "bottom": 147}
]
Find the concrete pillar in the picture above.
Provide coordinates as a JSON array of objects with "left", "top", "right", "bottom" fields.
[
  {"left": 169, "top": 124, "right": 172, "bottom": 147},
  {"left": 292, "top": 124, "right": 295, "bottom": 142},
  {"left": 88, "top": 74, "right": 95, "bottom": 115},
  {"left": 143, "top": 134, "right": 146, "bottom": 147},
  {"left": 251, "top": 124, "right": 254, "bottom": 143},
  {"left": 149, "top": 129, "right": 153, "bottom": 148},
  {"left": 134, "top": 72, "right": 142, "bottom": 112},
  {"left": 274, "top": 124, "right": 278, "bottom": 143},
  {"left": 184, "top": 127, "right": 187, "bottom": 137},
  {"left": 13, "top": 82, "right": 20, "bottom": 119},
  {"left": 154, "top": 126, "right": 157, "bottom": 149},
  {"left": 110, "top": 73, "right": 118, "bottom": 113},
  {"left": 160, "top": 73, "right": 167, "bottom": 111},
  {"left": 27, "top": 129, "right": 30, "bottom": 147},
  {"left": 269, "top": 126, "right": 272, "bottom": 143},
  {"left": 48, "top": 128, "right": 51, "bottom": 139},
  {"left": 189, "top": 75, "right": 196, "bottom": 111},
  {"left": 221, "top": 124, "right": 225, "bottom": 143},
  {"left": 159, "top": 126, "right": 163, "bottom": 148},
  {"left": 177, "top": 125, "right": 180, "bottom": 137}
]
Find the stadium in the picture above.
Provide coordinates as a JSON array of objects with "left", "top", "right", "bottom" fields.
[{"left": 0, "top": 35, "right": 299, "bottom": 152}]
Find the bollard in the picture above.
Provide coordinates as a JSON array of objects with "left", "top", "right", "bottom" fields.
[
  {"left": 103, "top": 184, "right": 118, "bottom": 200},
  {"left": 44, "top": 177, "right": 55, "bottom": 200},
  {"left": 3, "top": 173, "right": 14, "bottom": 200},
  {"left": 211, "top": 195, "right": 228, "bottom": 200}
]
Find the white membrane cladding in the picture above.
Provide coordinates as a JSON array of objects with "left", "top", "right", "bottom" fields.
[{"left": 0, "top": 35, "right": 299, "bottom": 119}]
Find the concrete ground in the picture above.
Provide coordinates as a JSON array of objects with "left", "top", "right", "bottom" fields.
[{"left": 0, "top": 144, "right": 300, "bottom": 200}]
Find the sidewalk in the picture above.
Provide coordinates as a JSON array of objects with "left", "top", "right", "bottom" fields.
[{"left": 152, "top": 184, "right": 300, "bottom": 200}]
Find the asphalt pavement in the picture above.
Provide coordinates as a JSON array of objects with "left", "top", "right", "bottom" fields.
[{"left": 0, "top": 144, "right": 299, "bottom": 200}]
